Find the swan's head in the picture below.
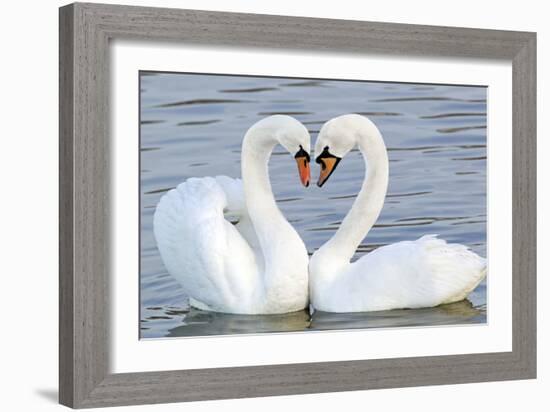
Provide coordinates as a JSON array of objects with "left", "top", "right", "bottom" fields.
[
  {"left": 270, "top": 115, "right": 312, "bottom": 187},
  {"left": 314, "top": 114, "right": 378, "bottom": 187},
  {"left": 245, "top": 115, "right": 311, "bottom": 186}
]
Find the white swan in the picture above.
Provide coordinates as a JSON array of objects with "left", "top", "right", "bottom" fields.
[
  {"left": 309, "top": 114, "right": 487, "bottom": 313},
  {"left": 153, "top": 115, "right": 311, "bottom": 314}
]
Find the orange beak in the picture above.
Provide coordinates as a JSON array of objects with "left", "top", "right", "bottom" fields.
[
  {"left": 317, "top": 157, "right": 340, "bottom": 187},
  {"left": 295, "top": 156, "right": 311, "bottom": 187},
  {"left": 315, "top": 147, "right": 342, "bottom": 187}
]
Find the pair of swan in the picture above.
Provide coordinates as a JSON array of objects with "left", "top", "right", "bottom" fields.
[{"left": 153, "top": 114, "right": 486, "bottom": 314}]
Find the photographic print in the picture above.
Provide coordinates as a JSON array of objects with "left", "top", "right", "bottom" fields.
[{"left": 139, "top": 72, "right": 487, "bottom": 339}]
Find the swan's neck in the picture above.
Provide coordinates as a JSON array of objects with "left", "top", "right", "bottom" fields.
[
  {"left": 241, "top": 125, "right": 299, "bottom": 289},
  {"left": 241, "top": 125, "right": 282, "bottom": 226},
  {"left": 316, "top": 126, "right": 389, "bottom": 266}
]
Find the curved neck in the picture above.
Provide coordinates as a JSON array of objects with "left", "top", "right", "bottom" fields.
[
  {"left": 241, "top": 123, "right": 295, "bottom": 278},
  {"left": 319, "top": 126, "right": 389, "bottom": 264},
  {"left": 241, "top": 124, "right": 284, "bottom": 227}
]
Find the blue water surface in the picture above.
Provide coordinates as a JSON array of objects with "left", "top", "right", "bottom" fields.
[{"left": 139, "top": 73, "right": 487, "bottom": 338}]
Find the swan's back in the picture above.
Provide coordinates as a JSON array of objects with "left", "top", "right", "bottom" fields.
[
  {"left": 313, "top": 235, "right": 486, "bottom": 312},
  {"left": 153, "top": 176, "right": 260, "bottom": 313}
]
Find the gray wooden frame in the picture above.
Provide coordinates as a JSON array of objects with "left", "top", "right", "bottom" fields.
[{"left": 59, "top": 2, "right": 536, "bottom": 408}]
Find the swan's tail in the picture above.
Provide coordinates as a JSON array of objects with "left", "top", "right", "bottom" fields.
[{"left": 418, "top": 234, "right": 487, "bottom": 304}]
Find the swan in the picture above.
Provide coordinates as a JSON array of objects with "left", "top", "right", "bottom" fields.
[
  {"left": 153, "top": 115, "right": 311, "bottom": 314},
  {"left": 309, "top": 114, "right": 487, "bottom": 313}
]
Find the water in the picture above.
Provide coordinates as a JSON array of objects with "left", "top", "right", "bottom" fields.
[{"left": 140, "top": 72, "right": 487, "bottom": 339}]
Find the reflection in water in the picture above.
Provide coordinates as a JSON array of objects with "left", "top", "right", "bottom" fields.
[
  {"left": 310, "top": 300, "right": 485, "bottom": 330},
  {"left": 163, "top": 300, "right": 484, "bottom": 338},
  {"left": 167, "top": 309, "right": 311, "bottom": 337},
  {"left": 139, "top": 73, "right": 488, "bottom": 339}
]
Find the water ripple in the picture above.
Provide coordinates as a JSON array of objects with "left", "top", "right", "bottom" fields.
[
  {"left": 220, "top": 87, "right": 278, "bottom": 93},
  {"left": 279, "top": 80, "right": 327, "bottom": 87},
  {"left": 356, "top": 111, "right": 403, "bottom": 117},
  {"left": 437, "top": 125, "right": 487, "bottom": 134},
  {"left": 258, "top": 111, "right": 313, "bottom": 116},
  {"left": 139, "top": 72, "right": 487, "bottom": 338},
  {"left": 420, "top": 112, "right": 486, "bottom": 119},
  {"left": 386, "top": 191, "right": 431, "bottom": 198},
  {"left": 371, "top": 96, "right": 486, "bottom": 103},
  {"left": 155, "top": 98, "right": 251, "bottom": 108},
  {"left": 177, "top": 119, "right": 221, "bottom": 126}
]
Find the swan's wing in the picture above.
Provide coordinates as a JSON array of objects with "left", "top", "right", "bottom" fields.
[
  {"left": 213, "top": 175, "right": 245, "bottom": 215},
  {"left": 415, "top": 235, "right": 487, "bottom": 304},
  {"left": 335, "top": 235, "right": 486, "bottom": 311},
  {"left": 213, "top": 176, "right": 262, "bottom": 257},
  {"left": 153, "top": 176, "right": 259, "bottom": 311}
]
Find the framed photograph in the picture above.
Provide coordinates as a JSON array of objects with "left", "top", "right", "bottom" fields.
[{"left": 59, "top": 2, "right": 536, "bottom": 408}]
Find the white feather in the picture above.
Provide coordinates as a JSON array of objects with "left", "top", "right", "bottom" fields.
[
  {"left": 153, "top": 116, "right": 310, "bottom": 314},
  {"left": 154, "top": 177, "right": 261, "bottom": 313},
  {"left": 310, "top": 114, "right": 487, "bottom": 313},
  {"left": 313, "top": 235, "right": 486, "bottom": 312}
]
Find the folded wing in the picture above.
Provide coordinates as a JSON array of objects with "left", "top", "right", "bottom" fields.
[
  {"left": 153, "top": 176, "right": 260, "bottom": 312},
  {"left": 328, "top": 235, "right": 486, "bottom": 312}
]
